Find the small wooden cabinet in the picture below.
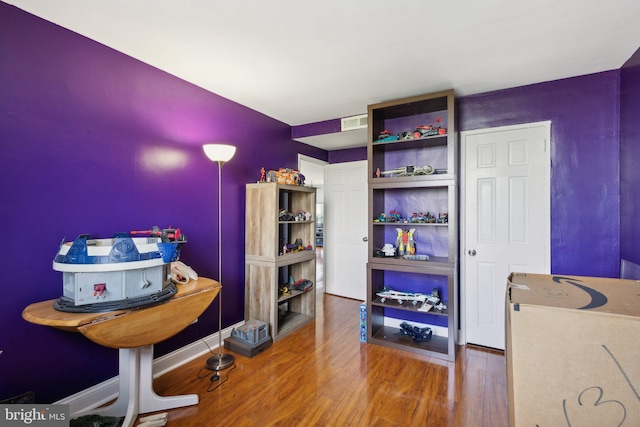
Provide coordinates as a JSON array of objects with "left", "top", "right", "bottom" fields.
[
  {"left": 245, "top": 183, "right": 316, "bottom": 341},
  {"left": 366, "top": 89, "right": 459, "bottom": 361}
]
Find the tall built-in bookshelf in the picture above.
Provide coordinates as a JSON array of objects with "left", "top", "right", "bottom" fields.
[{"left": 366, "top": 89, "right": 459, "bottom": 361}]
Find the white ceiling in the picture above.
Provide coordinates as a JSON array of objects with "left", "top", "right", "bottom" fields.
[{"left": 5, "top": 0, "right": 640, "bottom": 150}]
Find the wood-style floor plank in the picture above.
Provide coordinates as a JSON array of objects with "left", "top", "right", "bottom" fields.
[{"left": 142, "top": 292, "right": 508, "bottom": 426}]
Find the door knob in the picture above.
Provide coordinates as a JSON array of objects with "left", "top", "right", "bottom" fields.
[
  {"left": 363, "top": 237, "right": 368, "bottom": 242},
  {"left": 468, "top": 249, "right": 476, "bottom": 256}
]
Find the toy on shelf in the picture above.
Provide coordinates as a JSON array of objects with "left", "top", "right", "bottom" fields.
[
  {"left": 395, "top": 228, "right": 416, "bottom": 256},
  {"left": 377, "top": 287, "right": 429, "bottom": 305},
  {"left": 295, "top": 210, "right": 313, "bottom": 221},
  {"left": 410, "top": 212, "right": 433, "bottom": 223},
  {"left": 419, "top": 288, "right": 448, "bottom": 312},
  {"left": 280, "top": 238, "right": 312, "bottom": 255},
  {"left": 279, "top": 209, "right": 296, "bottom": 221},
  {"left": 388, "top": 209, "right": 402, "bottom": 222},
  {"left": 374, "top": 210, "right": 447, "bottom": 226},
  {"left": 279, "top": 277, "right": 314, "bottom": 297},
  {"left": 381, "top": 244, "right": 396, "bottom": 257},
  {"left": 379, "top": 165, "right": 435, "bottom": 177},
  {"left": 375, "top": 130, "right": 398, "bottom": 143},
  {"left": 265, "top": 168, "right": 306, "bottom": 185},
  {"left": 398, "top": 321, "right": 433, "bottom": 342},
  {"left": 373, "top": 118, "right": 447, "bottom": 144},
  {"left": 376, "top": 285, "right": 446, "bottom": 313}
]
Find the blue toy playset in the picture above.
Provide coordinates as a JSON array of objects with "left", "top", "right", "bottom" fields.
[{"left": 52, "top": 227, "right": 186, "bottom": 312}]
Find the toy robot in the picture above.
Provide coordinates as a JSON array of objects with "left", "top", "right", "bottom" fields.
[{"left": 395, "top": 228, "right": 416, "bottom": 256}]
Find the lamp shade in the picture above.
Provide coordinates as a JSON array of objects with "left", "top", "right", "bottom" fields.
[{"left": 203, "top": 144, "right": 236, "bottom": 163}]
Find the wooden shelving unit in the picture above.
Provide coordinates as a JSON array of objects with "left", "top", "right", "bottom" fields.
[
  {"left": 366, "top": 89, "right": 459, "bottom": 361},
  {"left": 245, "top": 183, "right": 317, "bottom": 341}
]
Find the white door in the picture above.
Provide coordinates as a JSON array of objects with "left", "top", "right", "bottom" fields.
[
  {"left": 324, "top": 160, "right": 368, "bottom": 300},
  {"left": 462, "top": 122, "right": 550, "bottom": 350}
]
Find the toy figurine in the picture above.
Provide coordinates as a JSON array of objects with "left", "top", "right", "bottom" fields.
[
  {"left": 374, "top": 213, "right": 386, "bottom": 222},
  {"left": 406, "top": 228, "right": 416, "bottom": 255},
  {"left": 259, "top": 167, "right": 266, "bottom": 182},
  {"left": 389, "top": 209, "right": 402, "bottom": 222},
  {"left": 382, "top": 243, "right": 395, "bottom": 257},
  {"left": 395, "top": 228, "right": 404, "bottom": 255},
  {"left": 395, "top": 228, "right": 416, "bottom": 256}
]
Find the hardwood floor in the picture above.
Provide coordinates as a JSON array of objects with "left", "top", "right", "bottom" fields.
[{"left": 145, "top": 292, "right": 508, "bottom": 426}]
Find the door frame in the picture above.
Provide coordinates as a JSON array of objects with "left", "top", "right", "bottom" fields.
[
  {"left": 459, "top": 121, "right": 551, "bottom": 345},
  {"left": 323, "top": 160, "right": 368, "bottom": 301},
  {"left": 298, "top": 154, "right": 328, "bottom": 292}
]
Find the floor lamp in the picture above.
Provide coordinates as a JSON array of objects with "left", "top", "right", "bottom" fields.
[{"left": 203, "top": 143, "right": 236, "bottom": 372}]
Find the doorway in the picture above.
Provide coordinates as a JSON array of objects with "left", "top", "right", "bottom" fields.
[
  {"left": 298, "top": 155, "right": 328, "bottom": 292},
  {"left": 461, "top": 122, "right": 551, "bottom": 350},
  {"left": 322, "top": 160, "right": 368, "bottom": 301}
]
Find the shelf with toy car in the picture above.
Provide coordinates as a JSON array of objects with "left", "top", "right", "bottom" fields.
[
  {"left": 276, "top": 271, "right": 315, "bottom": 338},
  {"left": 245, "top": 182, "right": 316, "bottom": 342},
  {"left": 370, "top": 295, "right": 449, "bottom": 317},
  {"left": 367, "top": 262, "right": 456, "bottom": 360},
  {"left": 369, "top": 142, "right": 453, "bottom": 185},
  {"left": 368, "top": 325, "right": 450, "bottom": 356},
  {"left": 372, "top": 133, "right": 448, "bottom": 150},
  {"left": 368, "top": 91, "right": 456, "bottom": 186},
  {"left": 369, "top": 185, "right": 456, "bottom": 266}
]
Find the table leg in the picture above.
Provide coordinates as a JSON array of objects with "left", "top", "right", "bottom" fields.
[
  {"left": 72, "top": 346, "right": 198, "bottom": 426},
  {"left": 72, "top": 348, "right": 139, "bottom": 422},
  {"left": 138, "top": 345, "right": 199, "bottom": 413}
]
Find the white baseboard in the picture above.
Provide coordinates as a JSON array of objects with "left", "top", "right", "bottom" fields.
[{"left": 56, "top": 321, "right": 244, "bottom": 416}]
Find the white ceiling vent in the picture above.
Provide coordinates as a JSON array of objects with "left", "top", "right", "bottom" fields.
[{"left": 341, "top": 114, "right": 368, "bottom": 131}]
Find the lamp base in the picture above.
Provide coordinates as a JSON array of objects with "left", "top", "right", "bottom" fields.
[{"left": 206, "top": 353, "right": 235, "bottom": 371}]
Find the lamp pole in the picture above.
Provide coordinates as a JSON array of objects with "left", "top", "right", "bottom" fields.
[{"left": 202, "top": 144, "right": 236, "bottom": 372}]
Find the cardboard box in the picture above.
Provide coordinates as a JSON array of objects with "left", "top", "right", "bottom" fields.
[{"left": 506, "top": 272, "right": 640, "bottom": 426}]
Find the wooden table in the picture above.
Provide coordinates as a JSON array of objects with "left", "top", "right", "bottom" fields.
[{"left": 23, "top": 277, "right": 220, "bottom": 427}]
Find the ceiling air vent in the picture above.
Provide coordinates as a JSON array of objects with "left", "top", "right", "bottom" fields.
[{"left": 341, "top": 114, "right": 368, "bottom": 131}]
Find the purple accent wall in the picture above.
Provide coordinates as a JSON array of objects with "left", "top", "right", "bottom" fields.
[
  {"left": 328, "top": 147, "right": 367, "bottom": 163},
  {"left": 620, "top": 47, "right": 640, "bottom": 266},
  {"left": 458, "top": 72, "right": 621, "bottom": 277},
  {"left": 291, "top": 118, "right": 341, "bottom": 139},
  {"left": 0, "top": 3, "right": 326, "bottom": 403}
]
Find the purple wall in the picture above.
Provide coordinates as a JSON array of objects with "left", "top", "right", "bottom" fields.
[
  {"left": 291, "top": 119, "right": 341, "bottom": 139},
  {"left": 328, "top": 147, "right": 367, "bottom": 163},
  {"left": 458, "top": 71, "right": 621, "bottom": 277},
  {"left": 620, "top": 47, "right": 640, "bottom": 266},
  {"left": 0, "top": 3, "right": 326, "bottom": 403}
]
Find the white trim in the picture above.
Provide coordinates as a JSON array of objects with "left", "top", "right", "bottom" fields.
[
  {"left": 297, "top": 154, "right": 328, "bottom": 168},
  {"left": 459, "top": 121, "right": 551, "bottom": 346},
  {"left": 56, "top": 321, "right": 244, "bottom": 416}
]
